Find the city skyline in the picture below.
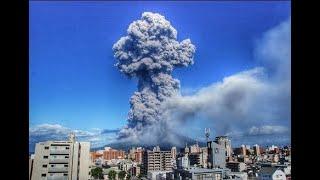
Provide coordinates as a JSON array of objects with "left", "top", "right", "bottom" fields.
[{"left": 29, "top": 1, "right": 291, "bottom": 151}]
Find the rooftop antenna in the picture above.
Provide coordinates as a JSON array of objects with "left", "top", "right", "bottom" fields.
[{"left": 205, "top": 128, "right": 210, "bottom": 142}]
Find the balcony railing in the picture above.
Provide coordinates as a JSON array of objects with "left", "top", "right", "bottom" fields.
[
  {"left": 48, "top": 167, "right": 69, "bottom": 173},
  {"left": 49, "top": 159, "right": 69, "bottom": 163},
  {"left": 50, "top": 149, "right": 70, "bottom": 155}
]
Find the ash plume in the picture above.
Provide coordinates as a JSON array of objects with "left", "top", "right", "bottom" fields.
[{"left": 113, "top": 12, "right": 196, "bottom": 145}]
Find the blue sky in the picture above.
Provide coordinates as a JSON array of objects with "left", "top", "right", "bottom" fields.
[{"left": 29, "top": 1, "right": 291, "bottom": 149}]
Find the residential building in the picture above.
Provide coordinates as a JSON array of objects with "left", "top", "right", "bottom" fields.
[
  {"left": 169, "top": 167, "right": 231, "bottom": 180},
  {"left": 171, "top": 147, "right": 177, "bottom": 160},
  {"left": 135, "top": 147, "right": 143, "bottom": 164},
  {"left": 177, "top": 154, "right": 190, "bottom": 169},
  {"left": 90, "top": 151, "right": 103, "bottom": 163},
  {"left": 253, "top": 144, "right": 260, "bottom": 156},
  {"left": 226, "top": 162, "right": 246, "bottom": 172},
  {"left": 142, "top": 148, "right": 173, "bottom": 174},
  {"left": 258, "top": 167, "right": 286, "bottom": 180},
  {"left": 30, "top": 133, "right": 91, "bottom": 180},
  {"left": 147, "top": 170, "right": 171, "bottom": 180},
  {"left": 103, "top": 147, "right": 125, "bottom": 160},
  {"left": 201, "top": 147, "right": 208, "bottom": 168},
  {"left": 215, "top": 136, "right": 232, "bottom": 158},
  {"left": 29, "top": 154, "right": 35, "bottom": 180},
  {"left": 228, "top": 172, "right": 248, "bottom": 180},
  {"left": 184, "top": 144, "right": 190, "bottom": 154},
  {"left": 189, "top": 143, "right": 201, "bottom": 153},
  {"left": 207, "top": 141, "right": 226, "bottom": 168},
  {"left": 241, "top": 145, "right": 247, "bottom": 156},
  {"left": 189, "top": 153, "right": 201, "bottom": 167}
]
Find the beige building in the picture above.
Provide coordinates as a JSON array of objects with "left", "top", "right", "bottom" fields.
[
  {"left": 30, "top": 133, "right": 91, "bottom": 180},
  {"left": 142, "top": 147, "right": 173, "bottom": 174}
]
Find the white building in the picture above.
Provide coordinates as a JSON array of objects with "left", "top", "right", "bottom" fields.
[
  {"left": 147, "top": 170, "right": 171, "bottom": 180},
  {"left": 29, "top": 154, "right": 35, "bottom": 179},
  {"left": 228, "top": 172, "right": 248, "bottom": 180},
  {"left": 30, "top": 133, "right": 91, "bottom": 180},
  {"left": 177, "top": 154, "right": 189, "bottom": 169},
  {"left": 258, "top": 167, "right": 286, "bottom": 180}
]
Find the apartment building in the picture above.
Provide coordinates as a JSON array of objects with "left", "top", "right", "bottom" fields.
[
  {"left": 142, "top": 148, "right": 173, "bottom": 174},
  {"left": 30, "top": 133, "right": 91, "bottom": 180}
]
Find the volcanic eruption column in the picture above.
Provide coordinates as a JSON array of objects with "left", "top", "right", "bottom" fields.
[{"left": 113, "top": 12, "right": 196, "bottom": 142}]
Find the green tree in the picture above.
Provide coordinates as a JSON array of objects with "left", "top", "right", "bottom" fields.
[
  {"left": 91, "top": 167, "right": 103, "bottom": 179},
  {"left": 118, "top": 170, "right": 126, "bottom": 180},
  {"left": 108, "top": 170, "right": 117, "bottom": 180}
]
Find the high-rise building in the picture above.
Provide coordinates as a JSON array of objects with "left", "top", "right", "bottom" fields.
[
  {"left": 30, "top": 133, "right": 91, "bottom": 180},
  {"left": 102, "top": 147, "right": 125, "bottom": 160},
  {"left": 253, "top": 144, "right": 260, "bottom": 156},
  {"left": 142, "top": 147, "right": 173, "bottom": 174},
  {"left": 184, "top": 143, "right": 189, "bottom": 154},
  {"left": 200, "top": 147, "right": 208, "bottom": 168},
  {"left": 135, "top": 147, "right": 143, "bottom": 164},
  {"left": 207, "top": 140, "right": 226, "bottom": 169},
  {"left": 215, "top": 136, "right": 232, "bottom": 158},
  {"left": 129, "top": 147, "right": 136, "bottom": 160},
  {"left": 90, "top": 151, "right": 103, "bottom": 163},
  {"left": 29, "top": 154, "right": 35, "bottom": 180},
  {"left": 189, "top": 143, "right": 201, "bottom": 153},
  {"left": 128, "top": 147, "right": 143, "bottom": 164},
  {"left": 189, "top": 153, "right": 201, "bottom": 167},
  {"left": 177, "top": 154, "right": 189, "bottom": 169},
  {"left": 241, "top": 145, "right": 247, "bottom": 156},
  {"left": 153, "top": 145, "right": 161, "bottom": 152},
  {"left": 171, "top": 147, "right": 177, "bottom": 160}
]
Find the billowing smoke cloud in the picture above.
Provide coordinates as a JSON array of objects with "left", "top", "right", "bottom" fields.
[
  {"left": 113, "top": 12, "right": 195, "bottom": 145},
  {"left": 164, "top": 17, "right": 291, "bottom": 143},
  {"left": 113, "top": 12, "right": 290, "bottom": 146}
]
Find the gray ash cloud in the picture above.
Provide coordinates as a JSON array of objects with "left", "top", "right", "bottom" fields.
[{"left": 112, "top": 12, "right": 195, "bottom": 145}]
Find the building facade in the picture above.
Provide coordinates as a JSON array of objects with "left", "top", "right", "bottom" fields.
[
  {"left": 258, "top": 167, "right": 286, "bottom": 180},
  {"left": 103, "top": 147, "right": 125, "bottom": 160},
  {"left": 142, "top": 148, "right": 173, "bottom": 174},
  {"left": 253, "top": 144, "right": 260, "bottom": 156},
  {"left": 207, "top": 141, "right": 226, "bottom": 169},
  {"left": 215, "top": 136, "right": 232, "bottom": 158},
  {"left": 226, "top": 162, "right": 246, "bottom": 172},
  {"left": 169, "top": 167, "right": 231, "bottom": 180},
  {"left": 30, "top": 133, "right": 91, "bottom": 180}
]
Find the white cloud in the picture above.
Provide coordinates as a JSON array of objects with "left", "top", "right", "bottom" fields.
[
  {"left": 162, "top": 18, "right": 291, "bottom": 142},
  {"left": 248, "top": 125, "right": 289, "bottom": 135},
  {"left": 29, "top": 124, "right": 118, "bottom": 151}
]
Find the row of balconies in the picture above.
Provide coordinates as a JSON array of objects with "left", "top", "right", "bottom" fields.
[
  {"left": 49, "top": 159, "right": 69, "bottom": 163},
  {"left": 49, "top": 149, "right": 70, "bottom": 155},
  {"left": 48, "top": 167, "right": 69, "bottom": 173}
]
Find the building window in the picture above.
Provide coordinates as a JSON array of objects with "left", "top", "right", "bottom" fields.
[
  {"left": 64, "top": 174, "right": 68, "bottom": 176},
  {"left": 44, "top": 146, "right": 49, "bottom": 150},
  {"left": 42, "top": 164, "right": 47, "bottom": 168},
  {"left": 65, "top": 156, "right": 69, "bottom": 158},
  {"left": 43, "top": 156, "right": 48, "bottom": 159},
  {"left": 41, "top": 174, "right": 46, "bottom": 177},
  {"left": 51, "top": 165, "right": 54, "bottom": 167},
  {"left": 64, "top": 164, "right": 68, "bottom": 167},
  {"left": 66, "top": 147, "right": 69, "bottom": 149}
]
